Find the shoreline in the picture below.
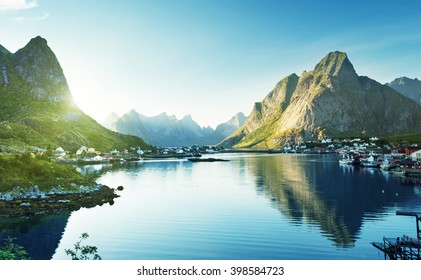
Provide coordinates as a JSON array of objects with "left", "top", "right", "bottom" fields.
[{"left": 0, "top": 185, "right": 119, "bottom": 217}]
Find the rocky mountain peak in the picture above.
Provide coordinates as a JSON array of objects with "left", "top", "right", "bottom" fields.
[
  {"left": 314, "top": 51, "right": 357, "bottom": 79},
  {"left": 0, "top": 36, "right": 150, "bottom": 151},
  {"left": 181, "top": 114, "right": 194, "bottom": 122},
  {"left": 387, "top": 76, "right": 421, "bottom": 105},
  {"left": 105, "top": 109, "right": 247, "bottom": 147},
  {"left": 214, "top": 112, "right": 246, "bottom": 142},
  {"left": 390, "top": 76, "right": 414, "bottom": 85},
  {"left": 127, "top": 109, "right": 139, "bottom": 116},
  {"left": 228, "top": 112, "right": 246, "bottom": 127},
  {"left": 221, "top": 51, "right": 421, "bottom": 149},
  {"left": 10, "top": 36, "right": 72, "bottom": 102},
  {"left": 26, "top": 35, "right": 48, "bottom": 48},
  {"left": 102, "top": 112, "right": 120, "bottom": 131}
]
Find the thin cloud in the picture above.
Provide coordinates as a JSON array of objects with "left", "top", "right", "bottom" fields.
[
  {"left": 12, "top": 11, "right": 48, "bottom": 21},
  {"left": 0, "top": 0, "right": 38, "bottom": 11}
]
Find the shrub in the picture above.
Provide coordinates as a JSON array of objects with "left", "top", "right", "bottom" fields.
[
  {"left": 65, "top": 233, "right": 101, "bottom": 260},
  {"left": 0, "top": 237, "right": 29, "bottom": 260}
]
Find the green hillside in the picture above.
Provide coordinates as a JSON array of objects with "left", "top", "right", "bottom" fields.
[{"left": 0, "top": 36, "right": 150, "bottom": 152}]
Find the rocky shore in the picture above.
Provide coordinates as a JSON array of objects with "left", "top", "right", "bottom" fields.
[{"left": 0, "top": 184, "right": 120, "bottom": 217}]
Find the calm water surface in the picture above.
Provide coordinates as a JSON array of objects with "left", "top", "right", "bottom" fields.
[{"left": 2, "top": 154, "right": 421, "bottom": 260}]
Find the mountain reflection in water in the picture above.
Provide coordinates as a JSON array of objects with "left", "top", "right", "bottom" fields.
[
  {"left": 243, "top": 154, "right": 420, "bottom": 247},
  {"left": 2, "top": 154, "right": 421, "bottom": 260},
  {"left": 0, "top": 213, "right": 70, "bottom": 260}
]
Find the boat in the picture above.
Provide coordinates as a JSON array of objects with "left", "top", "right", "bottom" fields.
[
  {"left": 359, "top": 155, "right": 380, "bottom": 168},
  {"left": 339, "top": 155, "right": 353, "bottom": 165},
  {"left": 380, "top": 158, "right": 391, "bottom": 171},
  {"left": 391, "top": 169, "right": 407, "bottom": 177}
]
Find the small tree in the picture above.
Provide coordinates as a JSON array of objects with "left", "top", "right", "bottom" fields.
[
  {"left": 64, "top": 233, "right": 101, "bottom": 260},
  {"left": 0, "top": 237, "right": 29, "bottom": 260}
]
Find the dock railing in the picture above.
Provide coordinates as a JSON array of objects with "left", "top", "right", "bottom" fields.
[{"left": 372, "top": 211, "right": 421, "bottom": 260}]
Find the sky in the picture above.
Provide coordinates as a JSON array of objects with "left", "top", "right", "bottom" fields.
[{"left": 0, "top": 0, "right": 420, "bottom": 128}]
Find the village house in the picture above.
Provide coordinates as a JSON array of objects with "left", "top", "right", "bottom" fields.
[
  {"left": 54, "top": 147, "right": 66, "bottom": 157},
  {"left": 404, "top": 146, "right": 419, "bottom": 156},
  {"left": 76, "top": 146, "right": 88, "bottom": 156},
  {"left": 411, "top": 149, "right": 421, "bottom": 161},
  {"left": 400, "top": 159, "right": 420, "bottom": 169}
]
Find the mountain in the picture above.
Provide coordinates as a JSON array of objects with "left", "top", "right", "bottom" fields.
[
  {"left": 0, "top": 44, "right": 10, "bottom": 56},
  {"left": 221, "top": 51, "right": 421, "bottom": 149},
  {"left": 102, "top": 112, "right": 120, "bottom": 132},
  {"left": 104, "top": 111, "right": 246, "bottom": 147},
  {"left": 106, "top": 111, "right": 209, "bottom": 147},
  {"left": 0, "top": 36, "right": 150, "bottom": 152},
  {"left": 214, "top": 112, "right": 246, "bottom": 139},
  {"left": 387, "top": 77, "right": 421, "bottom": 105}
]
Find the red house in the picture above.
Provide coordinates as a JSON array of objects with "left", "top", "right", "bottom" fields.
[{"left": 404, "top": 146, "right": 420, "bottom": 155}]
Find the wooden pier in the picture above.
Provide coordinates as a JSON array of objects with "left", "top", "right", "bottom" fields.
[{"left": 372, "top": 211, "right": 421, "bottom": 260}]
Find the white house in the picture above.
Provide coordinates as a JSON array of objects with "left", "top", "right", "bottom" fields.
[
  {"left": 76, "top": 146, "right": 88, "bottom": 156},
  {"left": 92, "top": 155, "right": 103, "bottom": 161},
  {"left": 55, "top": 147, "right": 65, "bottom": 153},
  {"left": 411, "top": 149, "right": 421, "bottom": 161},
  {"left": 54, "top": 147, "right": 66, "bottom": 157}
]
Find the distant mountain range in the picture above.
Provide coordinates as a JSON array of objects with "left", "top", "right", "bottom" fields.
[
  {"left": 0, "top": 36, "right": 150, "bottom": 151},
  {"left": 103, "top": 111, "right": 246, "bottom": 147},
  {"left": 221, "top": 51, "right": 421, "bottom": 149},
  {"left": 387, "top": 77, "right": 421, "bottom": 105}
]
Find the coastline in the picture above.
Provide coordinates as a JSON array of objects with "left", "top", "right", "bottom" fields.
[{"left": 0, "top": 185, "right": 119, "bottom": 217}]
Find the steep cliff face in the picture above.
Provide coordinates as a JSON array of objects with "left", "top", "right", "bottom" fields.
[
  {"left": 0, "top": 36, "right": 149, "bottom": 151},
  {"left": 387, "top": 77, "right": 421, "bottom": 105},
  {"left": 214, "top": 112, "right": 246, "bottom": 139},
  {"left": 221, "top": 51, "right": 421, "bottom": 148},
  {"left": 0, "top": 36, "right": 71, "bottom": 102}
]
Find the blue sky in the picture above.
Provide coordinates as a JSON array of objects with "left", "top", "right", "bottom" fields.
[{"left": 0, "top": 0, "right": 420, "bottom": 128}]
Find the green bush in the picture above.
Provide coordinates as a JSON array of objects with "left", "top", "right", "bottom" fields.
[
  {"left": 0, "top": 237, "right": 29, "bottom": 260},
  {"left": 65, "top": 233, "right": 101, "bottom": 260}
]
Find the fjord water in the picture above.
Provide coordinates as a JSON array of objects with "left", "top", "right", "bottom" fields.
[{"left": 3, "top": 154, "right": 421, "bottom": 260}]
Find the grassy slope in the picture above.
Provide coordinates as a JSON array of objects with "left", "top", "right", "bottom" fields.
[
  {"left": 386, "top": 133, "right": 421, "bottom": 145},
  {"left": 0, "top": 89, "right": 151, "bottom": 152},
  {"left": 0, "top": 154, "right": 95, "bottom": 192}
]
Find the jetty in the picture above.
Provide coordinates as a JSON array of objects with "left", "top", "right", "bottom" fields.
[{"left": 372, "top": 211, "right": 421, "bottom": 260}]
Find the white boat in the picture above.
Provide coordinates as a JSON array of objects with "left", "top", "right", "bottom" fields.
[
  {"left": 391, "top": 169, "right": 407, "bottom": 177},
  {"left": 380, "top": 158, "right": 391, "bottom": 170},
  {"left": 360, "top": 155, "right": 380, "bottom": 168},
  {"left": 339, "top": 155, "right": 353, "bottom": 165}
]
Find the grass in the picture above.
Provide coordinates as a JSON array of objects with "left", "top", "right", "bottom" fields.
[
  {"left": 386, "top": 133, "right": 421, "bottom": 146},
  {"left": 0, "top": 153, "right": 96, "bottom": 193},
  {"left": 0, "top": 87, "right": 151, "bottom": 153}
]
